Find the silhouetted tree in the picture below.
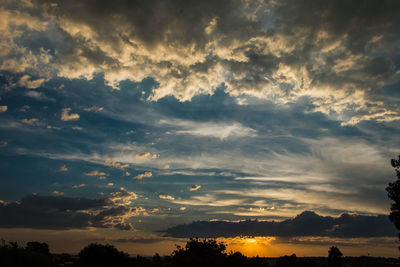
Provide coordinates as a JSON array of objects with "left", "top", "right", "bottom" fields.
[
  {"left": 171, "top": 238, "right": 227, "bottom": 267},
  {"left": 78, "top": 243, "right": 130, "bottom": 267},
  {"left": 26, "top": 241, "right": 50, "bottom": 255},
  {"left": 386, "top": 155, "right": 400, "bottom": 249},
  {"left": 0, "top": 241, "right": 52, "bottom": 267},
  {"left": 328, "top": 246, "right": 343, "bottom": 267}
]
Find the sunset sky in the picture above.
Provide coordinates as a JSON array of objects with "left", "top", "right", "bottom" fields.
[{"left": 0, "top": 0, "right": 400, "bottom": 257}]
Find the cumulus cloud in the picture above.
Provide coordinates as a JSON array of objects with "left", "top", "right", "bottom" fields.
[
  {"left": 0, "top": 105, "right": 7, "bottom": 112},
  {"left": 0, "top": 0, "right": 397, "bottom": 125},
  {"left": 0, "top": 193, "right": 140, "bottom": 230},
  {"left": 189, "top": 185, "right": 201, "bottom": 191},
  {"left": 61, "top": 108, "right": 80, "bottom": 121},
  {"left": 162, "top": 211, "right": 397, "bottom": 238},
  {"left": 159, "top": 194, "right": 175, "bottom": 201},
  {"left": 135, "top": 171, "right": 152, "bottom": 180}
]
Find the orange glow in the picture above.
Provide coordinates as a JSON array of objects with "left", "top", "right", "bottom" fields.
[{"left": 217, "top": 236, "right": 276, "bottom": 257}]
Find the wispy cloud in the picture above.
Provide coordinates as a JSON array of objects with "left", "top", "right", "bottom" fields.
[{"left": 161, "top": 119, "right": 257, "bottom": 140}]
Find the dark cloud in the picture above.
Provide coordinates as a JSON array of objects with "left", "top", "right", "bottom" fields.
[
  {"left": 0, "top": 194, "right": 134, "bottom": 230},
  {"left": 161, "top": 211, "right": 397, "bottom": 238}
]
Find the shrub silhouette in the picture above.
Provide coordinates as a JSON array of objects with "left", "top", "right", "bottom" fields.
[{"left": 78, "top": 243, "right": 130, "bottom": 267}]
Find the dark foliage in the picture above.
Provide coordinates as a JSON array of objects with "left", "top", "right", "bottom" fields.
[
  {"left": 328, "top": 246, "right": 343, "bottom": 267},
  {"left": 0, "top": 238, "right": 399, "bottom": 267},
  {"left": 0, "top": 241, "right": 53, "bottom": 267},
  {"left": 78, "top": 243, "right": 130, "bottom": 267},
  {"left": 387, "top": 155, "right": 400, "bottom": 248}
]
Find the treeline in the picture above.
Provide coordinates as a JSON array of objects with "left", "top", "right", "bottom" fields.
[{"left": 0, "top": 238, "right": 398, "bottom": 267}]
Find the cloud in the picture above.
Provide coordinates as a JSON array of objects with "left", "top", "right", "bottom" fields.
[
  {"left": 0, "top": 193, "right": 139, "bottom": 230},
  {"left": 0, "top": 106, "right": 7, "bottom": 112},
  {"left": 159, "top": 195, "right": 175, "bottom": 201},
  {"left": 109, "top": 187, "right": 138, "bottom": 206},
  {"left": 162, "top": 211, "right": 397, "bottom": 238},
  {"left": 52, "top": 190, "right": 64, "bottom": 196},
  {"left": 104, "top": 158, "right": 129, "bottom": 170},
  {"left": 189, "top": 185, "right": 201, "bottom": 191},
  {"left": 24, "top": 91, "right": 55, "bottom": 102},
  {"left": 135, "top": 171, "right": 152, "bottom": 180},
  {"left": 161, "top": 119, "right": 257, "bottom": 140},
  {"left": 136, "top": 152, "right": 151, "bottom": 159},
  {"left": 21, "top": 118, "right": 40, "bottom": 125},
  {"left": 17, "top": 75, "right": 45, "bottom": 89},
  {"left": 59, "top": 165, "right": 68, "bottom": 172},
  {"left": 72, "top": 184, "right": 86, "bottom": 189},
  {"left": 84, "top": 170, "right": 106, "bottom": 176},
  {"left": 83, "top": 106, "right": 104, "bottom": 112},
  {"left": 61, "top": 108, "right": 80, "bottom": 121}
]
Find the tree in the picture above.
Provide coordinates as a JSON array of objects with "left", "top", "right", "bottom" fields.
[
  {"left": 171, "top": 238, "right": 227, "bottom": 267},
  {"left": 328, "top": 246, "right": 342, "bottom": 267},
  {"left": 78, "top": 243, "right": 130, "bottom": 267},
  {"left": 26, "top": 241, "right": 49, "bottom": 255},
  {"left": 387, "top": 155, "right": 400, "bottom": 247}
]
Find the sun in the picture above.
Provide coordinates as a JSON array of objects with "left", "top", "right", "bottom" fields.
[{"left": 218, "top": 236, "right": 276, "bottom": 257}]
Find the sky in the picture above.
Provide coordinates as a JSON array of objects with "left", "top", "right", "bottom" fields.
[{"left": 0, "top": 0, "right": 400, "bottom": 258}]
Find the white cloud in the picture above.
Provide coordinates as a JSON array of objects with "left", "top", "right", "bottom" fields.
[
  {"left": 61, "top": 108, "right": 80, "bottom": 121},
  {"left": 160, "top": 119, "right": 257, "bottom": 140}
]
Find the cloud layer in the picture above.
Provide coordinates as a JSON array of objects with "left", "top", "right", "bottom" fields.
[{"left": 162, "top": 211, "right": 397, "bottom": 238}]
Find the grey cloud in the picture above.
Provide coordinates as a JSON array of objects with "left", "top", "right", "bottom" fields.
[
  {"left": 0, "top": 193, "right": 137, "bottom": 230},
  {"left": 25, "top": 91, "right": 55, "bottom": 102},
  {"left": 161, "top": 211, "right": 396, "bottom": 238}
]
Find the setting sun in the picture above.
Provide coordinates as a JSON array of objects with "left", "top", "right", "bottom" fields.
[{"left": 218, "top": 236, "right": 276, "bottom": 257}]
